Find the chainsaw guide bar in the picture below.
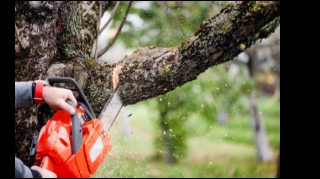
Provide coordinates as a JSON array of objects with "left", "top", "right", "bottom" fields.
[{"left": 98, "top": 85, "right": 123, "bottom": 132}]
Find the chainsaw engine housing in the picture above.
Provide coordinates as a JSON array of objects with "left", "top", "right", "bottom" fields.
[
  {"left": 33, "top": 77, "right": 112, "bottom": 177},
  {"left": 35, "top": 105, "right": 112, "bottom": 177}
]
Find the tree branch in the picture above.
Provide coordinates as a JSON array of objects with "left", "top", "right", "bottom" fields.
[
  {"left": 94, "top": 2, "right": 103, "bottom": 61},
  {"left": 117, "top": 1, "right": 280, "bottom": 106},
  {"left": 15, "top": 24, "right": 26, "bottom": 49},
  {"left": 82, "top": 1, "right": 96, "bottom": 17},
  {"left": 97, "top": 1, "right": 132, "bottom": 58},
  {"left": 99, "top": 1, "right": 121, "bottom": 35}
]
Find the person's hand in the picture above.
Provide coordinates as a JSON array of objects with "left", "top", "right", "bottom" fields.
[
  {"left": 42, "top": 86, "right": 77, "bottom": 115},
  {"left": 31, "top": 165, "right": 57, "bottom": 178}
]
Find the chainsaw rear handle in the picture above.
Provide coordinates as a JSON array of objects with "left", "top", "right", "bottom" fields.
[
  {"left": 36, "top": 77, "right": 96, "bottom": 130},
  {"left": 48, "top": 77, "right": 96, "bottom": 119},
  {"left": 66, "top": 100, "right": 82, "bottom": 154}
]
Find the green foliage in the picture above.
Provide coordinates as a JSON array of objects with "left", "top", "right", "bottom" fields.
[
  {"left": 256, "top": 96, "right": 280, "bottom": 116},
  {"left": 112, "top": 1, "right": 227, "bottom": 48},
  {"left": 201, "top": 65, "right": 257, "bottom": 118},
  {"left": 152, "top": 93, "right": 189, "bottom": 163},
  {"left": 149, "top": 64, "right": 257, "bottom": 162}
]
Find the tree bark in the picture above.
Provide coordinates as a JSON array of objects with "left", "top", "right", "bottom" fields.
[{"left": 15, "top": 1, "right": 280, "bottom": 166}]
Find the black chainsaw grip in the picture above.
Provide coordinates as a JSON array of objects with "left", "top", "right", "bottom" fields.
[{"left": 66, "top": 100, "right": 82, "bottom": 154}]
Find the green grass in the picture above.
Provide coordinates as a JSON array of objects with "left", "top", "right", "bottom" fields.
[{"left": 92, "top": 96, "right": 280, "bottom": 178}]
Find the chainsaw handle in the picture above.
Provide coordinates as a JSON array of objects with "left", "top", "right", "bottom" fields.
[
  {"left": 66, "top": 100, "right": 82, "bottom": 154},
  {"left": 48, "top": 77, "right": 96, "bottom": 119}
]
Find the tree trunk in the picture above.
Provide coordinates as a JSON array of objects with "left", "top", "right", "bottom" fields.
[
  {"left": 159, "top": 106, "right": 176, "bottom": 164},
  {"left": 248, "top": 91, "right": 273, "bottom": 161},
  {"left": 15, "top": 1, "right": 280, "bottom": 166},
  {"left": 217, "top": 110, "right": 229, "bottom": 125},
  {"left": 245, "top": 28, "right": 279, "bottom": 162}
]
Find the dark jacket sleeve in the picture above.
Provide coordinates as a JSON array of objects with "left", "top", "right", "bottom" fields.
[
  {"left": 15, "top": 81, "right": 34, "bottom": 108},
  {"left": 15, "top": 82, "right": 35, "bottom": 177},
  {"left": 15, "top": 82, "right": 43, "bottom": 178},
  {"left": 15, "top": 157, "right": 33, "bottom": 178}
]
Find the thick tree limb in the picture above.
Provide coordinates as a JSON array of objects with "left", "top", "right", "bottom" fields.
[{"left": 117, "top": 1, "right": 280, "bottom": 105}]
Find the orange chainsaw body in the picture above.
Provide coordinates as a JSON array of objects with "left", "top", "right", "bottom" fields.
[{"left": 35, "top": 106, "right": 112, "bottom": 178}]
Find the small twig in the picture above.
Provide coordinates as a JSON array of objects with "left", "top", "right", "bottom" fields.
[
  {"left": 99, "top": 1, "right": 121, "bottom": 35},
  {"left": 94, "top": 2, "right": 103, "bottom": 61},
  {"left": 15, "top": 24, "right": 25, "bottom": 49},
  {"left": 98, "top": 1, "right": 132, "bottom": 58},
  {"left": 82, "top": 1, "right": 96, "bottom": 17}
]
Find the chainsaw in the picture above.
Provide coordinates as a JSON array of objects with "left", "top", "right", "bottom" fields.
[{"left": 29, "top": 77, "right": 123, "bottom": 178}]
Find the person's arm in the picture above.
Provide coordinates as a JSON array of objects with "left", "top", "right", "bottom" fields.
[
  {"left": 15, "top": 157, "right": 57, "bottom": 178},
  {"left": 15, "top": 157, "right": 41, "bottom": 178},
  {"left": 15, "top": 80, "right": 77, "bottom": 114},
  {"left": 15, "top": 81, "right": 34, "bottom": 108}
]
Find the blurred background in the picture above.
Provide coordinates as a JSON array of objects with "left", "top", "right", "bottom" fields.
[{"left": 92, "top": 1, "right": 280, "bottom": 178}]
